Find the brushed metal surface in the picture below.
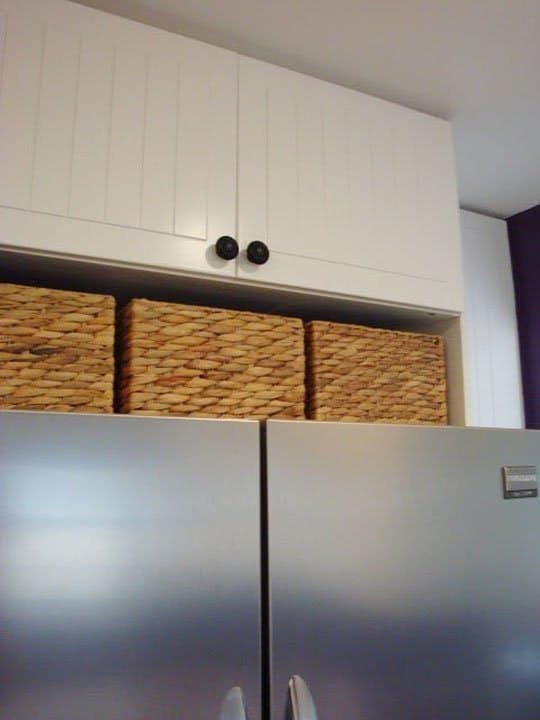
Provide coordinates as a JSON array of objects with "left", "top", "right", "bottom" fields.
[
  {"left": 0, "top": 411, "right": 261, "bottom": 720},
  {"left": 219, "top": 686, "right": 248, "bottom": 720},
  {"left": 267, "top": 421, "right": 540, "bottom": 720},
  {"left": 287, "top": 676, "right": 318, "bottom": 720}
]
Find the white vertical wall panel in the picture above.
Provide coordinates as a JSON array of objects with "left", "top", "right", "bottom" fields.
[
  {"left": 32, "top": 18, "right": 80, "bottom": 215},
  {"left": 0, "top": 13, "right": 43, "bottom": 209},
  {"left": 140, "top": 56, "right": 177, "bottom": 233},
  {"left": 461, "top": 209, "right": 524, "bottom": 428},
  {"left": 70, "top": 35, "right": 114, "bottom": 221},
  {"left": 106, "top": 48, "right": 146, "bottom": 228}
]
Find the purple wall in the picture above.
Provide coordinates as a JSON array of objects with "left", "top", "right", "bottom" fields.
[{"left": 507, "top": 205, "right": 540, "bottom": 428}]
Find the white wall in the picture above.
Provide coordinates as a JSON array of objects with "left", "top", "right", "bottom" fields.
[{"left": 460, "top": 209, "right": 524, "bottom": 428}]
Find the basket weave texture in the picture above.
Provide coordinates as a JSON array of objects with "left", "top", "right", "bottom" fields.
[
  {"left": 306, "top": 320, "right": 447, "bottom": 424},
  {"left": 0, "top": 283, "right": 115, "bottom": 412},
  {"left": 119, "top": 299, "right": 305, "bottom": 419}
]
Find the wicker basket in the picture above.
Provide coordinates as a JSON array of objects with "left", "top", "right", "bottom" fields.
[
  {"left": 306, "top": 320, "right": 447, "bottom": 424},
  {"left": 0, "top": 283, "right": 115, "bottom": 412},
  {"left": 119, "top": 299, "right": 305, "bottom": 420}
]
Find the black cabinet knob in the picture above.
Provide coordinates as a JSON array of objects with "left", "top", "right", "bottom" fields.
[
  {"left": 246, "top": 241, "right": 270, "bottom": 265},
  {"left": 215, "top": 236, "right": 239, "bottom": 261}
]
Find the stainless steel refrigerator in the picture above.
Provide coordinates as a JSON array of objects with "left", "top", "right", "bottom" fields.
[{"left": 2, "top": 412, "right": 540, "bottom": 720}]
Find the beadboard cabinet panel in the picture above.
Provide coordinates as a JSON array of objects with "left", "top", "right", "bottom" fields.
[
  {"left": 0, "top": 12, "right": 43, "bottom": 210},
  {"left": 70, "top": 35, "right": 114, "bottom": 221},
  {"left": 0, "top": 207, "right": 232, "bottom": 277},
  {"left": 141, "top": 56, "right": 177, "bottom": 234},
  {"left": 0, "top": 12, "right": 4, "bottom": 72},
  {"left": 174, "top": 43, "right": 238, "bottom": 244},
  {"left": 31, "top": 18, "right": 80, "bottom": 216},
  {"left": 237, "top": 57, "right": 463, "bottom": 311},
  {"left": 106, "top": 47, "right": 147, "bottom": 229},
  {"left": 0, "top": 0, "right": 464, "bottom": 311},
  {"left": 461, "top": 210, "right": 524, "bottom": 428},
  {"left": 237, "top": 250, "right": 454, "bottom": 311},
  {"left": 0, "top": 0, "right": 237, "bottom": 278}
]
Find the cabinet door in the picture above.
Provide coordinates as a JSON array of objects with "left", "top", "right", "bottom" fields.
[
  {"left": 0, "top": 0, "right": 237, "bottom": 277},
  {"left": 0, "top": 412, "right": 261, "bottom": 720},
  {"left": 238, "top": 57, "right": 463, "bottom": 311}
]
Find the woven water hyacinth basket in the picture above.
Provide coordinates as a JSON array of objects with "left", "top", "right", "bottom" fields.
[
  {"left": 306, "top": 320, "right": 447, "bottom": 424},
  {"left": 0, "top": 283, "right": 115, "bottom": 412},
  {"left": 119, "top": 299, "right": 305, "bottom": 419}
]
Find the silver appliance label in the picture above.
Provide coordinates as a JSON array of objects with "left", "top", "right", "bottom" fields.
[{"left": 502, "top": 465, "right": 538, "bottom": 499}]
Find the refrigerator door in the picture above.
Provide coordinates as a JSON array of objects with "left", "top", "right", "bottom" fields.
[
  {"left": 266, "top": 421, "right": 540, "bottom": 720},
  {"left": 0, "top": 411, "right": 261, "bottom": 720}
]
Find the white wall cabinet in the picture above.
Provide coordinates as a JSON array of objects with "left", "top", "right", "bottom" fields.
[
  {"left": 0, "top": 0, "right": 238, "bottom": 278},
  {"left": 461, "top": 210, "right": 524, "bottom": 428},
  {"left": 237, "top": 57, "right": 463, "bottom": 311},
  {"left": 0, "top": 0, "right": 464, "bottom": 313}
]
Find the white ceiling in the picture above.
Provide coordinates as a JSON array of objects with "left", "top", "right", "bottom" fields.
[{"left": 74, "top": 0, "right": 540, "bottom": 219}]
